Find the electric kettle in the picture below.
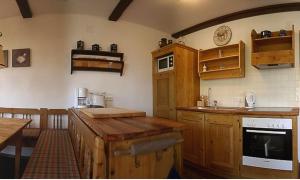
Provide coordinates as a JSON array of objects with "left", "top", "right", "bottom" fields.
[{"left": 245, "top": 92, "right": 256, "bottom": 108}]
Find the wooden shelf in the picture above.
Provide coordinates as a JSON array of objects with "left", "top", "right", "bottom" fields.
[
  {"left": 251, "top": 26, "right": 295, "bottom": 69},
  {"left": 200, "top": 55, "right": 239, "bottom": 63},
  {"left": 253, "top": 35, "right": 292, "bottom": 42},
  {"left": 71, "top": 49, "right": 124, "bottom": 76},
  {"left": 198, "top": 41, "right": 245, "bottom": 80},
  {"left": 200, "top": 67, "right": 240, "bottom": 74}
]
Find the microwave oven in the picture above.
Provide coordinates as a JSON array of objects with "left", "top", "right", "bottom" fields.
[{"left": 157, "top": 54, "right": 174, "bottom": 72}]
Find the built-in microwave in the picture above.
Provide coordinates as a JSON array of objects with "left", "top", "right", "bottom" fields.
[{"left": 157, "top": 54, "right": 174, "bottom": 72}]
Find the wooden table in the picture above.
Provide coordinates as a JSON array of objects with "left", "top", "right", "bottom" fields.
[{"left": 0, "top": 118, "right": 31, "bottom": 178}]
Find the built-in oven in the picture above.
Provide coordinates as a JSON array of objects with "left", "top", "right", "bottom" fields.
[
  {"left": 157, "top": 54, "right": 174, "bottom": 72},
  {"left": 242, "top": 117, "right": 293, "bottom": 171}
]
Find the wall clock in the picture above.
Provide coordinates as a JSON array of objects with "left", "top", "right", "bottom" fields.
[{"left": 213, "top": 25, "right": 232, "bottom": 46}]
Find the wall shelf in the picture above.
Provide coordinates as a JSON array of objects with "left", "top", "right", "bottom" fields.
[
  {"left": 198, "top": 41, "right": 245, "bottom": 80},
  {"left": 71, "top": 49, "right": 124, "bottom": 76},
  {"left": 251, "top": 26, "right": 294, "bottom": 69}
]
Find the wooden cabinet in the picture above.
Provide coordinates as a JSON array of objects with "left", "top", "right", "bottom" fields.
[
  {"left": 205, "top": 114, "right": 240, "bottom": 177},
  {"left": 251, "top": 26, "right": 294, "bottom": 69},
  {"left": 153, "top": 72, "right": 176, "bottom": 119},
  {"left": 152, "top": 44, "right": 199, "bottom": 120},
  {"left": 198, "top": 41, "right": 245, "bottom": 80},
  {"left": 177, "top": 110, "right": 241, "bottom": 177},
  {"left": 177, "top": 111, "right": 205, "bottom": 167}
]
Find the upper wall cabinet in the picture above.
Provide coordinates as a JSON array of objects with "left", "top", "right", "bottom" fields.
[
  {"left": 251, "top": 25, "right": 294, "bottom": 69},
  {"left": 198, "top": 41, "right": 245, "bottom": 80}
]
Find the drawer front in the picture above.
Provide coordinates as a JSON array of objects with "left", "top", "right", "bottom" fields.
[
  {"left": 178, "top": 110, "right": 204, "bottom": 122},
  {"left": 205, "top": 113, "right": 238, "bottom": 124}
]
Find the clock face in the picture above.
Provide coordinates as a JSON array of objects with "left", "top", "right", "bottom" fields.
[{"left": 213, "top": 25, "right": 232, "bottom": 46}]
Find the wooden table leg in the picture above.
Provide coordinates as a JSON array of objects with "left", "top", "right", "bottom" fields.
[{"left": 14, "top": 131, "right": 22, "bottom": 178}]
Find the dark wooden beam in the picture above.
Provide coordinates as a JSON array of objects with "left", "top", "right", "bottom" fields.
[
  {"left": 172, "top": 3, "right": 300, "bottom": 38},
  {"left": 109, "top": 0, "right": 133, "bottom": 21},
  {"left": 15, "top": 0, "right": 32, "bottom": 18}
]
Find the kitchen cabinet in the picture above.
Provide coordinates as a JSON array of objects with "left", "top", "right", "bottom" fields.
[
  {"left": 177, "top": 111, "right": 205, "bottom": 167},
  {"left": 152, "top": 44, "right": 199, "bottom": 120},
  {"left": 153, "top": 71, "right": 176, "bottom": 119},
  {"left": 198, "top": 41, "right": 245, "bottom": 80},
  {"left": 251, "top": 25, "right": 294, "bottom": 69},
  {"left": 205, "top": 113, "right": 240, "bottom": 177},
  {"left": 177, "top": 108, "right": 299, "bottom": 178}
]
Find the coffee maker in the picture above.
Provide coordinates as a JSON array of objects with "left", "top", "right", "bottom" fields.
[{"left": 75, "top": 88, "right": 88, "bottom": 108}]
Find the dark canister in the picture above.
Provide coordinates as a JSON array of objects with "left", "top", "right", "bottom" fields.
[
  {"left": 161, "top": 38, "right": 167, "bottom": 47},
  {"left": 279, "top": 29, "right": 287, "bottom": 36},
  {"left": 110, "top": 44, "right": 118, "bottom": 53},
  {"left": 260, "top": 30, "right": 272, "bottom": 38},
  {"left": 77, "top": 40, "right": 84, "bottom": 50},
  {"left": 92, "top": 44, "right": 100, "bottom": 51}
]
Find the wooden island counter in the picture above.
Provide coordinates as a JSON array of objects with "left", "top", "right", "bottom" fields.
[{"left": 68, "top": 108, "right": 184, "bottom": 178}]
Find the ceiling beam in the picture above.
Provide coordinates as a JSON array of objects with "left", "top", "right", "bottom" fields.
[
  {"left": 172, "top": 3, "right": 300, "bottom": 38},
  {"left": 109, "top": 0, "right": 133, "bottom": 21},
  {"left": 15, "top": 0, "right": 32, "bottom": 18}
]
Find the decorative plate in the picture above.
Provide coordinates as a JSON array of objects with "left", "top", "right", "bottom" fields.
[{"left": 213, "top": 25, "right": 232, "bottom": 46}]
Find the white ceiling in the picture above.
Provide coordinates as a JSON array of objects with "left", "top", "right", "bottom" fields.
[{"left": 0, "top": 0, "right": 300, "bottom": 34}]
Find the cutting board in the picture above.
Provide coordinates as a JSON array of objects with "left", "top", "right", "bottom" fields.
[{"left": 80, "top": 108, "right": 146, "bottom": 119}]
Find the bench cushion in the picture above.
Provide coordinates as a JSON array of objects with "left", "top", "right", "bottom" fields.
[{"left": 22, "top": 130, "right": 80, "bottom": 179}]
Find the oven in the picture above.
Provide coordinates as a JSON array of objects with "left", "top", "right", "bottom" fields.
[{"left": 242, "top": 117, "right": 293, "bottom": 171}]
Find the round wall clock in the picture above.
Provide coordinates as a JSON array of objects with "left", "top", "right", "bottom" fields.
[{"left": 213, "top": 25, "right": 232, "bottom": 46}]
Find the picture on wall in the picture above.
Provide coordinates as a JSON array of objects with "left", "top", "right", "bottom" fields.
[
  {"left": 12, "top": 48, "right": 30, "bottom": 67},
  {"left": 3, "top": 50, "right": 8, "bottom": 67}
]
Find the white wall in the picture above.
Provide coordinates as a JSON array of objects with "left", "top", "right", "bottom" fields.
[
  {"left": 0, "top": 14, "right": 169, "bottom": 115},
  {"left": 184, "top": 12, "right": 300, "bottom": 108},
  {"left": 184, "top": 11, "right": 300, "bottom": 161}
]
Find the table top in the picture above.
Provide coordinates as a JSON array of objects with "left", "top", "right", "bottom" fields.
[
  {"left": 80, "top": 108, "right": 146, "bottom": 119},
  {"left": 73, "top": 109, "right": 185, "bottom": 142},
  {"left": 0, "top": 118, "right": 31, "bottom": 147}
]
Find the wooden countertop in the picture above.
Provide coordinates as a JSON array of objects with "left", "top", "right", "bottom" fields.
[
  {"left": 177, "top": 107, "right": 299, "bottom": 116},
  {"left": 72, "top": 109, "right": 185, "bottom": 142}
]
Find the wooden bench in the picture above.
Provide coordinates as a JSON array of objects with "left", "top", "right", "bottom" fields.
[
  {"left": 22, "top": 109, "right": 80, "bottom": 179},
  {"left": 22, "top": 130, "right": 80, "bottom": 179}
]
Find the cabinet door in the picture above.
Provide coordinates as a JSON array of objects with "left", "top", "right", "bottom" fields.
[
  {"left": 205, "top": 114, "right": 240, "bottom": 176},
  {"left": 153, "top": 72, "right": 176, "bottom": 120},
  {"left": 177, "top": 111, "right": 205, "bottom": 167}
]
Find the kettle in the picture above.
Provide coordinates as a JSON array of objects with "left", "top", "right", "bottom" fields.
[{"left": 245, "top": 92, "right": 256, "bottom": 108}]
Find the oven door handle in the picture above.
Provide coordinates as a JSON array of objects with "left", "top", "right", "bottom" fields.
[{"left": 246, "top": 129, "right": 286, "bottom": 135}]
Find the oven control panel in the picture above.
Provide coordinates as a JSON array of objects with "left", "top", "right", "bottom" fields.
[{"left": 242, "top": 117, "right": 292, "bottom": 129}]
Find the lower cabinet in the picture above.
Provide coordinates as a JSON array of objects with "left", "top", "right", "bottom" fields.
[
  {"left": 177, "top": 111, "right": 205, "bottom": 167},
  {"left": 205, "top": 113, "right": 240, "bottom": 177},
  {"left": 177, "top": 111, "right": 241, "bottom": 177}
]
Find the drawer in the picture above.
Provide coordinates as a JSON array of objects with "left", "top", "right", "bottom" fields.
[{"left": 177, "top": 111, "right": 204, "bottom": 121}]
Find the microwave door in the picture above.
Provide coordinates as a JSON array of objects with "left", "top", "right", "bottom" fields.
[{"left": 158, "top": 58, "right": 169, "bottom": 72}]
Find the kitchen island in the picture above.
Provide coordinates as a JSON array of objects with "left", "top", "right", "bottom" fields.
[{"left": 68, "top": 108, "right": 184, "bottom": 178}]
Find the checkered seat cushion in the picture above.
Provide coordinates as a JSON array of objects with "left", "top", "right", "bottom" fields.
[{"left": 22, "top": 130, "right": 80, "bottom": 179}]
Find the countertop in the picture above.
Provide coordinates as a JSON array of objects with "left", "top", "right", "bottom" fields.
[
  {"left": 176, "top": 107, "right": 299, "bottom": 116},
  {"left": 72, "top": 109, "right": 185, "bottom": 142}
]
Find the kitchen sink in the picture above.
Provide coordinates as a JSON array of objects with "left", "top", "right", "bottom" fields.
[{"left": 196, "top": 106, "right": 240, "bottom": 111}]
